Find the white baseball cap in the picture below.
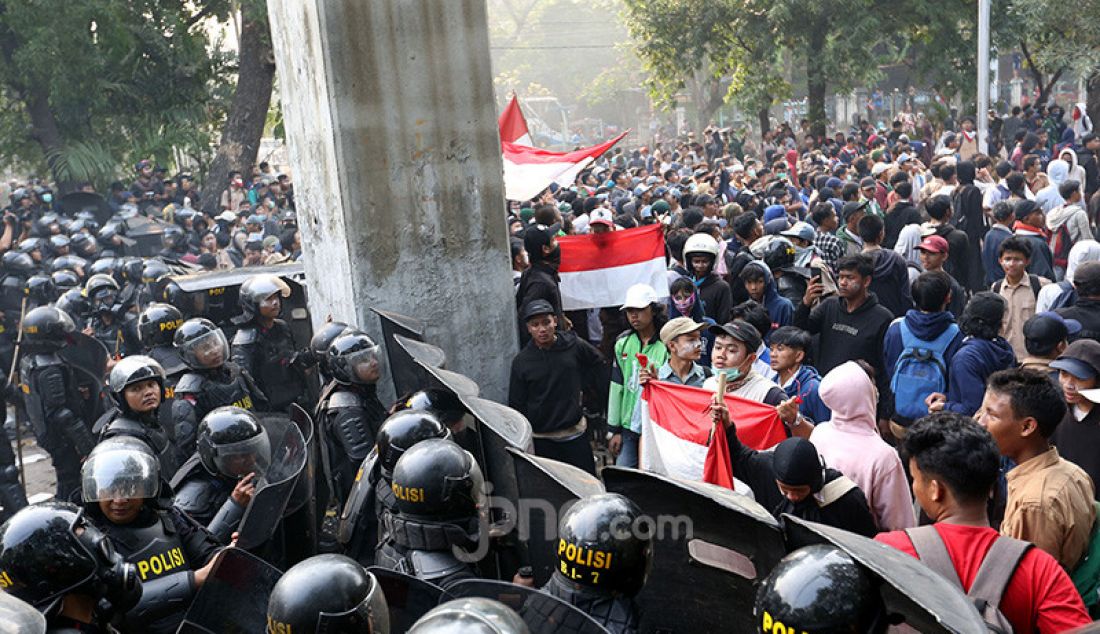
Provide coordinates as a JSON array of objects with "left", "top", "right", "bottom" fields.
[
  {"left": 590, "top": 208, "right": 614, "bottom": 227},
  {"left": 621, "top": 283, "right": 659, "bottom": 310}
]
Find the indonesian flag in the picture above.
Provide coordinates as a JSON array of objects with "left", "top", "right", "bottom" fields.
[
  {"left": 557, "top": 223, "right": 667, "bottom": 310},
  {"left": 639, "top": 381, "right": 787, "bottom": 490},
  {"left": 498, "top": 95, "right": 532, "bottom": 146},
  {"left": 501, "top": 132, "right": 628, "bottom": 202}
]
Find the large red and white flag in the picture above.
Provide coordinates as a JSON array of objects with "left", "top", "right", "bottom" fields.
[
  {"left": 498, "top": 95, "right": 532, "bottom": 146},
  {"left": 556, "top": 223, "right": 667, "bottom": 310},
  {"left": 639, "top": 381, "right": 787, "bottom": 490},
  {"left": 501, "top": 132, "right": 627, "bottom": 202}
]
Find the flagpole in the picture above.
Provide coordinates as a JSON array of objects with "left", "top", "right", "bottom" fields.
[{"left": 709, "top": 373, "right": 728, "bottom": 445}]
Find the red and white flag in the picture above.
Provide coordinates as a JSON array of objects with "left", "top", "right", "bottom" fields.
[
  {"left": 498, "top": 95, "right": 532, "bottom": 146},
  {"left": 556, "top": 222, "right": 667, "bottom": 310},
  {"left": 639, "top": 381, "right": 787, "bottom": 490},
  {"left": 501, "top": 132, "right": 627, "bottom": 202}
]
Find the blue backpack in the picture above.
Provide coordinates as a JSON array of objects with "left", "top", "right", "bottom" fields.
[{"left": 890, "top": 319, "right": 959, "bottom": 420}]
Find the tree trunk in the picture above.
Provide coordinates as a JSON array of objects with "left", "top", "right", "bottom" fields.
[
  {"left": 805, "top": 27, "right": 828, "bottom": 138},
  {"left": 199, "top": 1, "right": 276, "bottom": 215},
  {"left": 1035, "top": 68, "right": 1064, "bottom": 107},
  {"left": 1088, "top": 72, "right": 1100, "bottom": 137},
  {"left": 757, "top": 107, "right": 771, "bottom": 139}
]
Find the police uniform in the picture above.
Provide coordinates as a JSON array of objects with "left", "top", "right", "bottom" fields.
[
  {"left": 171, "top": 362, "right": 266, "bottom": 455},
  {"left": 170, "top": 454, "right": 244, "bottom": 544},
  {"left": 317, "top": 383, "right": 386, "bottom": 504},
  {"left": 88, "top": 312, "right": 141, "bottom": 359},
  {"left": 96, "top": 410, "right": 184, "bottom": 487},
  {"left": 232, "top": 320, "right": 307, "bottom": 412}
]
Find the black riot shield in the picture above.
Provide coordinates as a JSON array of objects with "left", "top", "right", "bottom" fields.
[
  {"left": 415, "top": 357, "right": 479, "bottom": 398},
  {"left": 60, "top": 332, "right": 111, "bottom": 420},
  {"left": 337, "top": 448, "right": 378, "bottom": 547},
  {"left": 781, "top": 516, "right": 988, "bottom": 634},
  {"left": 0, "top": 591, "right": 45, "bottom": 634},
  {"left": 601, "top": 466, "right": 787, "bottom": 634},
  {"left": 507, "top": 448, "right": 604, "bottom": 587},
  {"left": 121, "top": 215, "right": 171, "bottom": 257},
  {"left": 372, "top": 308, "right": 429, "bottom": 398},
  {"left": 177, "top": 547, "right": 284, "bottom": 634},
  {"left": 445, "top": 580, "right": 610, "bottom": 634},
  {"left": 58, "top": 191, "right": 112, "bottom": 226},
  {"left": 281, "top": 404, "right": 319, "bottom": 565},
  {"left": 367, "top": 567, "right": 449, "bottom": 633},
  {"left": 235, "top": 414, "right": 308, "bottom": 551},
  {"left": 169, "top": 263, "right": 308, "bottom": 342}
]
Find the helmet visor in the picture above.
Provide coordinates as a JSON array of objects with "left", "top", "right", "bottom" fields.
[
  {"left": 346, "top": 345, "right": 382, "bottom": 385},
  {"left": 211, "top": 432, "right": 271, "bottom": 478},
  {"left": 181, "top": 329, "right": 228, "bottom": 369},
  {"left": 81, "top": 446, "right": 160, "bottom": 502}
]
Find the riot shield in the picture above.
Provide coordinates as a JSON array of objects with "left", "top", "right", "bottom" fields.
[
  {"left": 338, "top": 448, "right": 378, "bottom": 546},
  {"left": 170, "top": 263, "right": 308, "bottom": 340},
  {"left": 415, "top": 357, "right": 480, "bottom": 398},
  {"left": 121, "top": 215, "right": 170, "bottom": 257},
  {"left": 601, "top": 466, "right": 787, "bottom": 634},
  {"left": 507, "top": 448, "right": 604, "bottom": 586},
  {"left": 58, "top": 191, "right": 112, "bottom": 226},
  {"left": 445, "top": 580, "right": 610, "bottom": 634},
  {"left": 372, "top": 308, "right": 429, "bottom": 398},
  {"left": 60, "top": 332, "right": 111, "bottom": 422},
  {"left": 282, "top": 404, "right": 318, "bottom": 565},
  {"left": 235, "top": 413, "right": 308, "bottom": 551},
  {"left": 781, "top": 516, "right": 988, "bottom": 634},
  {"left": 0, "top": 590, "right": 45, "bottom": 634},
  {"left": 367, "top": 567, "right": 449, "bottom": 633},
  {"left": 177, "top": 547, "right": 283, "bottom": 633}
]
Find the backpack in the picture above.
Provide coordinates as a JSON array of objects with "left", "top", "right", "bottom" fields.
[
  {"left": 1050, "top": 280, "right": 1078, "bottom": 310},
  {"left": 890, "top": 319, "right": 959, "bottom": 420},
  {"left": 992, "top": 274, "right": 1042, "bottom": 298},
  {"left": 1051, "top": 222, "right": 1074, "bottom": 270},
  {"left": 906, "top": 526, "right": 1030, "bottom": 634}
]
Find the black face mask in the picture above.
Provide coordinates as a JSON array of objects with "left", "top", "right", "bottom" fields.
[{"left": 543, "top": 245, "right": 562, "bottom": 269}]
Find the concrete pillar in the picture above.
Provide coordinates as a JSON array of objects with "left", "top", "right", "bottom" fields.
[{"left": 267, "top": 0, "right": 517, "bottom": 401}]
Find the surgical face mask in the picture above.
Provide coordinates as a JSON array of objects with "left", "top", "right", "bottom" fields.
[
  {"left": 713, "top": 366, "right": 743, "bottom": 381},
  {"left": 42, "top": 193, "right": 52, "bottom": 203}
]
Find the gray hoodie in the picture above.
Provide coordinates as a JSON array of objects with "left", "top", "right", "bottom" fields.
[{"left": 1047, "top": 200, "right": 1091, "bottom": 245}]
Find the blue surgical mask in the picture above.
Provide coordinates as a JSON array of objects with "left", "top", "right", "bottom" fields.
[
  {"left": 42, "top": 193, "right": 52, "bottom": 203},
  {"left": 713, "top": 366, "right": 743, "bottom": 381}
]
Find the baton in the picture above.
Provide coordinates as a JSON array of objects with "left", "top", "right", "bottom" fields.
[{"left": 5, "top": 297, "right": 27, "bottom": 492}]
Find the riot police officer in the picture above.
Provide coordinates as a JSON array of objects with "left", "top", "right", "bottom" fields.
[
  {"left": 171, "top": 407, "right": 264, "bottom": 543},
  {"left": 230, "top": 274, "right": 307, "bottom": 412},
  {"left": 0, "top": 501, "right": 142, "bottom": 632},
  {"left": 374, "top": 438, "right": 484, "bottom": 589},
  {"left": 408, "top": 598, "right": 529, "bottom": 634},
  {"left": 319, "top": 331, "right": 386, "bottom": 504},
  {"left": 338, "top": 410, "right": 450, "bottom": 566},
  {"left": 754, "top": 543, "right": 883, "bottom": 633},
  {"left": 542, "top": 493, "right": 651, "bottom": 634},
  {"left": 137, "top": 302, "right": 187, "bottom": 400},
  {"left": 19, "top": 306, "right": 98, "bottom": 498},
  {"left": 95, "top": 356, "right": 185, "bottom": 482},
  {"left": 171, "top": 318, "right": 267, "bottom": 454},
  {"left": 83, "top": 273, "right": 140, "bottom": 360},
  {"left": 23, "top": 274, "right": 57, "bottom": 309},
  {"left": 304, "top": 319, "right": 350, "bottom": 386},
  {"left": 80, "top": 437, "right": 223, "bottom": 634},
  {"left": 266, "top": 554, "right": 390, "bottom": 634},
  {"left": 55, "top": 287, "right": 89, "bottom": 330}
]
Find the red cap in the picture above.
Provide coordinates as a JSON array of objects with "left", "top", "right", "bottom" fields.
[{"left": 917, "top": 235, "right": 949, "bottom": 254}]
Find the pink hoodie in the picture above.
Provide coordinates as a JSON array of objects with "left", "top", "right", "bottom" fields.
[{"left": 809, "top": 361, "right": 916, "bottom": 531}]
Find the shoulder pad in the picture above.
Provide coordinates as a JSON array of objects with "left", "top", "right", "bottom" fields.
[
  {"left": 175, "top": 372, "right": 205, "bottom": 394},
  {"left": 172, "top": 479, "right": 222, "bottom": 517},
  {"left": 169, "top": 454, "right": 204, "bottom": 490},
  {"left": 31, "top": 353, "right": 62, "bottom": 368},
  {"left": 232, "top": 328, "right": 257, "bottom": 345},
  {"left": 327, "top": 390, "right": 362, "bottom": 410},
  {"left": 102, "top": 416, "right": 145, "bottom": 439}
]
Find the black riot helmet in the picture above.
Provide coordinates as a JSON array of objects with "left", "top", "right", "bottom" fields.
[
  {"left": 22, "top": 306, "right": 75, "bottom": 350},
  {"left": 108, "top": 355, "right": 166, "bottom": 404},
  {"left": 389, "top": 438, "right": 484, "bottom": 520},
  {"left": 161, "top": 225, "right": 186, "bottom": 252},
  {"left": 763, "top": 237, "right": 797, "bottom": 273},
  {"left": 308, "top": 320, "right": 350, "bottom": 379},
  {"left": 409, "top": 597, "right": 529, "bottom": 634},
  {"left": 196, "top": 406, "right": 271, "bottom": 479},
  {"left": 50, "top": 255, "right": 87, "bottom": 277},
  {"left": 266, "top": 554, "right": 390, "bottom": 634},
  {"left": 401, "top": 389, "right": 467, "bottom": 428},
  {"left": 81, "top": 436, "right": 161, "bottom": 504},
  {"left": 83, "top": 273, "right": 119, "bottom": 312},
  {"left": 48, "top": 234, "right": 70, "bottom": 253},
  {"left": 50, "top": 269, "right": 82, "bottom": 293},
  {"left": 754, "top": 544, "right": 881, "bottom": 634},
  {"left": 137, "top": 302, "right": 183, "bottom": 347},
  {"left": 328, "top": 331, "right": 382, "bottom": 386},
  {"left": 556, "top": 493, "right": 652, "bottom": 597},
  {"left": 88, "top": 257, "right": 117, "bottom": 279},
  {"left": 0, "top": 501, "right": 140, "bottom": 616},
  {"left": 117, "top": 257, "right": 144, "bottom": 285},
  {"left": 375, "top": 410, "right": 450, "bottom": 481},
  {"left": 69, "top": 232, "right": 98, "bottom": 258},
  {"left": 141, "top": 259, "right": 171, "bottom": 285},
  {"left": 236, "top": 273, "right": 291, "bottom": 323},
  {"left": 174, "top": 318, "right": 229, "bottom": 370},
  {"left": 23, "top": 275, "right": 56, "bottom": 306},
  {"left": 56, "top": 288, "right": 89, "bottom": 324},
  {"left": 16, "top": 238, "right": 42, "bottom": 256},
  {"left": 1, "top": 251, "right": 35, "bottom": 276}
]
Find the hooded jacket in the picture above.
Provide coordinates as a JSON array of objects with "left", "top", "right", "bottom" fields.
[
  {"left": 742, "top": 261, "right": 793, "bottom": 334},
  {"left": 883, "top": 310, "right": 965, "bottom": 421},
  {"left": 694, "top": 270, "right": 733, "bottom": 324},
  {"left": 810, "top": 362, "right": 916, "bottom": 531},
  {"left": 1058, "top": 147, "right": 1088, "bottom": 190},
  {"left": 1046, "top": 201, "right": 1092, "bottom": 247},
  {"left": 780, "top": 364, "right": 831, "bottom": 424},
  {"left": 867, "top": 248, "right": 914, "bottom": 318},
  {"left": 1038, "top": 240, "right": 1100, "bottom": 311},
  {"left": 944, "top": 336, "right": 1016, "bottom": 416}
]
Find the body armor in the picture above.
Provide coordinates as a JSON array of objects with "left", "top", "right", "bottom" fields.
[
  {"left": 170, "top": 455, "right": 242, "bottom": 544},
  {"left": 319, "top": 386, "right": 386, "bottom": 504},
  {"left": 171, "top": 363, "right": 263, "bottom": 455},
  {"left": 97, "top": 411, "right": 184, "bottom": 485},
  {"left": 231, "top": 320, "right": 305, "bottom": 411},
  {"left": 373, "top": 515, "right": 480, "bottom": 590},
  {"left": 20, "top": 352, "right": 93, "bottom": 498},
  {"left": 544, "top": 574, "right": 640, "bottom": 634}
]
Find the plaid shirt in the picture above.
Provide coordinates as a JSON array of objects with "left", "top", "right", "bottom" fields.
[{"left": 813, "top": 230, "right": 844, "bottom": 272}]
